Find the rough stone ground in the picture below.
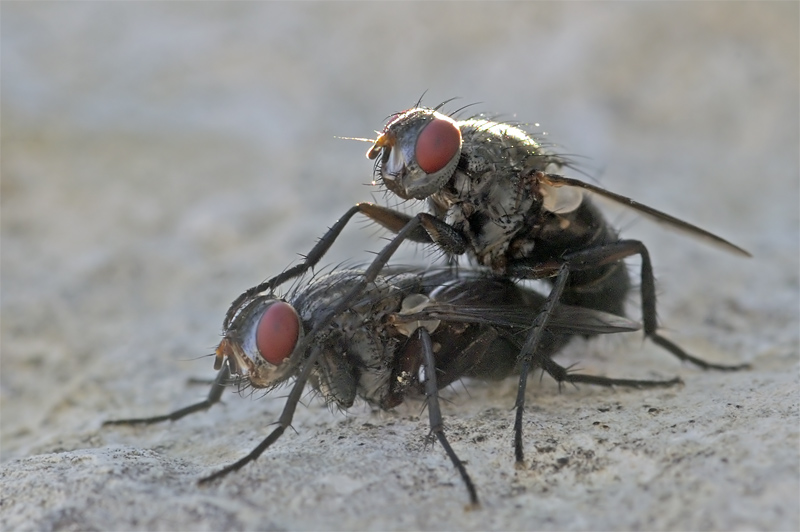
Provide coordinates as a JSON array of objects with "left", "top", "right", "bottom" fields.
[{"left": 2, "top": 3, "right": 798, "bottom": 531}]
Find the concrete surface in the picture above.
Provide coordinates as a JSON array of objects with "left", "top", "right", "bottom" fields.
[{"left": 2, "top": 2, "right": 798, "bottom": 531}]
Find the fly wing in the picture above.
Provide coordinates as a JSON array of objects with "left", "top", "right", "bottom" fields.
[
  {"left": 410, "top": 274, "right": 639, "bottom": 334},
  {"left": 538, "top": 173, "right": 751, "bottom": 257},
  {"left": 405, "top": 302, "right": 641, "bottom": 335},
  {"left": 549, "top": 304, "right": 641, "bottom": 334}
]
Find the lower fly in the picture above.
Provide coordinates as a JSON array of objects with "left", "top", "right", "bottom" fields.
[{"left": 106, "top": 265, "right": 680, "bottom": 507}]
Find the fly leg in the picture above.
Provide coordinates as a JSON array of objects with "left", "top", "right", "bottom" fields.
[
  {"left": 562, "top": 240, "right": 750, "bottom": 370},
  {"left": 226, "top": 205, "right": 362, "bottom": 327},
  {"left": 537, "top": 355, "right": 682, "bottom": 389},
  {"left": 104, "top": 362, "right": 232, "bottom": 426},
  {"left": 417, "top": 327, "right": 479, "bottom": 509},
  {"left": 199, "top": 356, "right": 317, "bottom": 484},
  {"left": 359, "top": 203, "right": 469, "bottom": 256},
  {"left": 510, "top": 239, "right": 748, "bottom": 465},
  {"left": 509, "top": 260, "right": 672, "bottom": 466},
  {"left": 512, "top": 263, "right": 570, "bottom": 465},
  {"left": 225, "top": 203, "right": 443, "bottom": 328},
  {"left": 314, "top": 210, "right": 470, "bottom": 334},
  {"left": 509, "top": 240, "right": 750, "bottom": 371}
]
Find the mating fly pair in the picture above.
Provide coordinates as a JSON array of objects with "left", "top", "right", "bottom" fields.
[
  {"left": 107, "top": 266, "right": 654, "bottom": 506},
  {"left": 106, "top": 101, "right": 749, "bottom": 507}
]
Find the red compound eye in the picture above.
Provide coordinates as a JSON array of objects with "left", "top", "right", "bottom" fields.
[
  {"left": 256, "top": 301, "right": 300, "bottom": 366},
  {"left": 415, "top": 117, "right": 461, "bottom": 174}
]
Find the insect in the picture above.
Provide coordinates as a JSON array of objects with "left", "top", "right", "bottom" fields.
[
  {"left": 227, "top": 101, "right": 751, "bottom": 470},
  {"left": 105, "top": 265, "right": 673, "bottom": 507}
]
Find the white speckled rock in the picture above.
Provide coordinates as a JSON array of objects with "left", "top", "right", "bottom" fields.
[{"left": 2, "top": 3, "right": 797, "bottom": 530}]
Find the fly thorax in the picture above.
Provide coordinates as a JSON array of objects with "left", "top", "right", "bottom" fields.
[{"left": 440, "top": 145, "right": 536, "bottom": 270}]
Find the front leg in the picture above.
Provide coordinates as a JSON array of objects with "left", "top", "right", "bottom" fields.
[
  {"left": 228, "top": 203, "right": 450, "bottom": 329},
  {"left": 104, "top": 362, "right": 232, "bottom": 426},
  {"left": 312, "top": 211, "right": 473, "bottom": 343},
  {"left": 359, "top": 203, "right": 468, "bottom": 256},
  {"left": 225, "top": 204, "right": 365, "bottom": 327},
  {"left": 231, "top": 202, "right": 470, "bottom": 330},
  {"left": 225, "top": 203, "right": 465, "bottom": 329}
]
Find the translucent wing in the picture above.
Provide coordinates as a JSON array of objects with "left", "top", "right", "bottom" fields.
[
  {"left": 400, "top": 275, "right": 641, "bottom": 335},
  {"left": 539, "top": 172, "right": 751, "bottom": 257},
  {"left": 404, "top": 301, "right": 640, "bottom": 335}
]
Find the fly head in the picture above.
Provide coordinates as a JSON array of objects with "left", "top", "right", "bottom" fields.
[
  {"left": 368, "top": 108, "right": 462, "bottom": 200},
  {"left": 215, "top": 296, "right": 304, "bottom": 390}
]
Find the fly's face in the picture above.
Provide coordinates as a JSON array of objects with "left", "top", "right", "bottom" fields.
[
  {"left": 367, "top": 108, "right": 462, "bottom": 200},
  {"left": 215, "top": 297, "right": 304, "bottom": 389}
]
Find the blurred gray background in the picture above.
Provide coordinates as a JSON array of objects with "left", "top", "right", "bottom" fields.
[{"left": 2, "top": 2, "right": 797, "bottom": 531}]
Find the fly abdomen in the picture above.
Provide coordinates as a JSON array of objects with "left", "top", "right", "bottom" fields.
[{"left": 514, "top": 198, "right": 632, "bottom": 317}]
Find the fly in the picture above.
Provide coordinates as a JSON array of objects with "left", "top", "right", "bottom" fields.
[
  {"left": 105, "top": 266, "right": 674, "bottom": 507},
  {"left": 227, "top": 101, "right": 751, "bottom": 471}
]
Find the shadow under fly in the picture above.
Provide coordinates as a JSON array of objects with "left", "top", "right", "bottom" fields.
[
  {"left": 105, "top": 265, "right": 679, "bottom": 507},
  {"left": 228, "top": 101, "right": 751, "bottom": 474}
]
